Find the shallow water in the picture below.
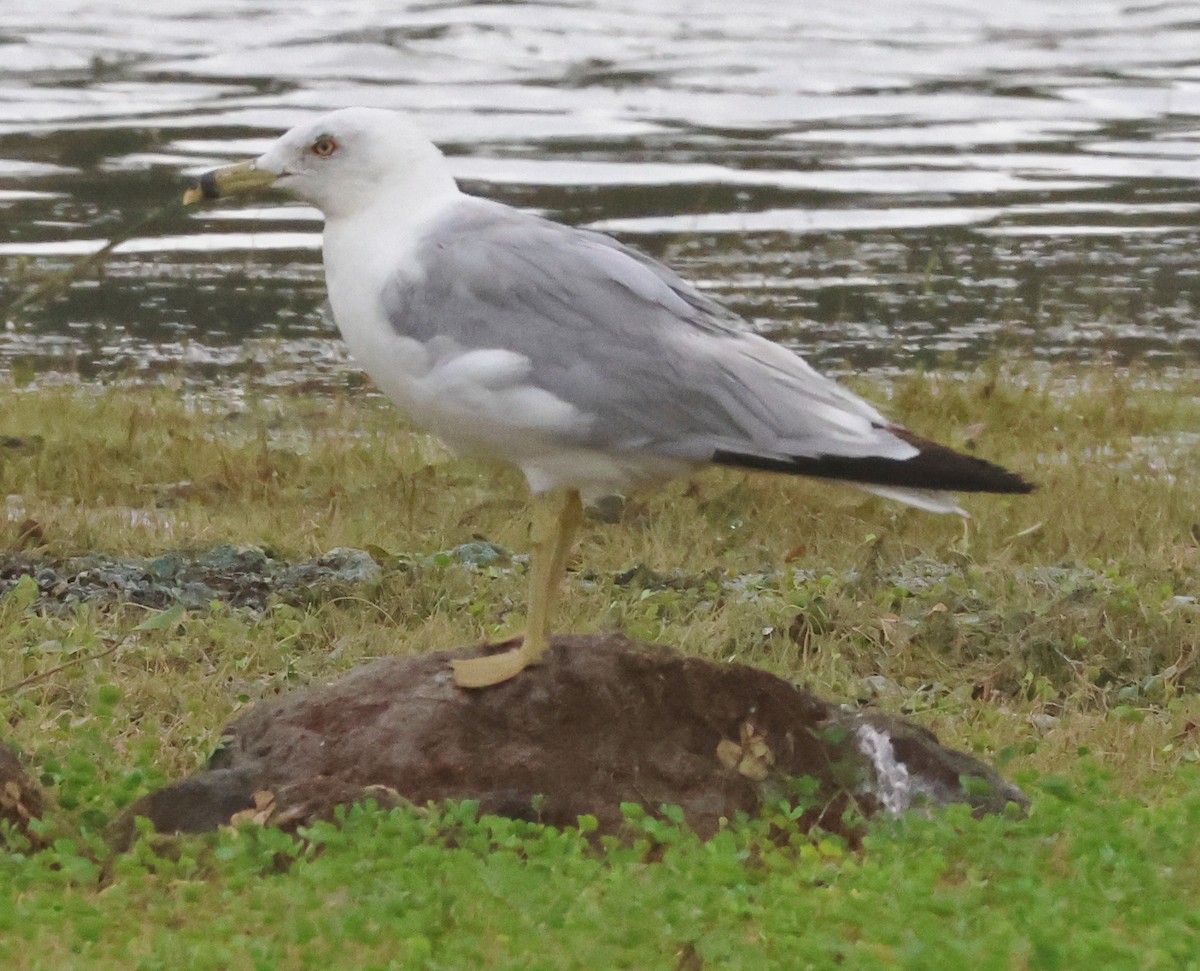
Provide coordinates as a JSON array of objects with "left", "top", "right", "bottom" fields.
[{"left": 2, "top": 0, "right": 1200, "bottom": 388}]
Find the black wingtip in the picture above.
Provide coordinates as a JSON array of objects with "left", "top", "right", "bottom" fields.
[
  {"left": 887, "top": 428, "right": 1035, "bottom": 494},
  {"left": 713, "top": 429, "right": 1035, "bottom": 495}
]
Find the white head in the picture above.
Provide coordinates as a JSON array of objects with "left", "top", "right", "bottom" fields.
[{"left": 186, "top": 107, "right": 459, "bottom": 221}]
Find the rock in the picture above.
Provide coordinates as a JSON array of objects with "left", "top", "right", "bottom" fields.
[
  {"left": 281, "top": 547, "right": 383, "bottom": 588},
  {"left": 114, "top": 635, "right": 1025, "bottom": 847},
  {"left": 0, "top": 545, "right": 390, "bottom": 613},
  {"left": 106, "top": 768, "right": 262, "bottom": 852},
  {"left": 438, "top": 541, "right": 512, "bottom": 567},
  {"left": 0, "top": 742, "right": 46, "bottom": 848},
  {"left": 585, "top": 494, "right": 626, "bottom": 524}
]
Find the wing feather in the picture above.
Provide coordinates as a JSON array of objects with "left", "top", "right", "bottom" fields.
[
  {"left": 383, "top": 198, "right": 901, "bottom": 464},
  {"left": 379, "top": 198, "right": 1032, "bottom": 505}
]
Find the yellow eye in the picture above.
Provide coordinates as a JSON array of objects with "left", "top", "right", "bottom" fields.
[{"left": 311, "top": 136, "right": 337, "bottom": 158}]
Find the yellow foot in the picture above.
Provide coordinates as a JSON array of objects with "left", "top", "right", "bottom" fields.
[{"left": 451, "top": 644, "right": 543, "bottom": 689}]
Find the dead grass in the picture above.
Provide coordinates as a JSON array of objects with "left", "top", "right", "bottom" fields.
[{"left": 1, "top": 362, "right": 1199, "bottom": 801}]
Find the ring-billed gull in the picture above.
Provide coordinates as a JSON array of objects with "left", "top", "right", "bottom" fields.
[{"left": 184, "top": 107, "right": 1032, "bottom": 688}]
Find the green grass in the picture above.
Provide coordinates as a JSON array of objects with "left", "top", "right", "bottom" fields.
[
  {"left": 2, "top": 779, "right": 1198, "bottom": 970},
  {"left": 2, "top": 363, "right": 1200, "bottom": 968}
]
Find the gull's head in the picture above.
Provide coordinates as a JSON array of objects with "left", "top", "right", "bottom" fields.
[{"left": 183, "top": 107, "right": 457, "bottom": 220}]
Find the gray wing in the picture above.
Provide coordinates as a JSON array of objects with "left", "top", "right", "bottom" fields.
[{"left": 382, "top": 197, "right": 911, "bottom": 464}]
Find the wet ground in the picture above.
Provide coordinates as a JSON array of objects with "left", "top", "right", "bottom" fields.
[{"left": 2, "top": 0, "right": 1200, "bottom": 388}]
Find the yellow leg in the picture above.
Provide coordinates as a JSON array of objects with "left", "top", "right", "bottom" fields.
[
  {"left": 451, "top": 488, "right": 583, "bottom": 688},
  {"left": 542, "top": 488, "right": 584, "bottom": 629}
]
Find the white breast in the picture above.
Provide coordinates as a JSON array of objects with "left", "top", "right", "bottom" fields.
[
  {"left": 321, "top": 214, "right": 589, "bottom": 469},
  {"left": 319, "top": 202, "right": 692, "bottom": 496}
]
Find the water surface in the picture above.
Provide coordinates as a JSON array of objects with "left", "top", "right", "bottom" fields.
[{"left": 3, "top": 0, "right": 1200, "bottom": 387}]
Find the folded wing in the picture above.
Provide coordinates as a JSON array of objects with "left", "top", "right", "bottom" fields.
[{"left": 382, "top": 198, "right": 1032, "bottom": 511}]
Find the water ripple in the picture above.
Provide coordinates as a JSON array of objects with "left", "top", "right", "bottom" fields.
[{"left": 2, "top": 0, "right": 1199, "bottom": 383}]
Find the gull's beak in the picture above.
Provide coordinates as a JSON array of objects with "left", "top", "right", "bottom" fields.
[{"left": 182, "top": 160, "right": 277, "bottom": 205}]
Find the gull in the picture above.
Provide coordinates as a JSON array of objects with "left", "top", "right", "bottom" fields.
[{"left": 184, "top": 107, "right": 1032, "bottom": 688}]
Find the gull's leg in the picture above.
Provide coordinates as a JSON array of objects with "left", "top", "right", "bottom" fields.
[
  {"left": 540, "top": 488, "right": 584, "bottom": 628},
  {"left": 451, "top": 487, "right": 583, "bottom": 688}
]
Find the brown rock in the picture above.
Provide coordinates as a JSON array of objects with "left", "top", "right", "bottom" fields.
[
  {"left": 114, "top": 634, "right": 1024, "bottom": 846},
  {"left": 0, "top": 742, "right": 46, "bottom": 848}
]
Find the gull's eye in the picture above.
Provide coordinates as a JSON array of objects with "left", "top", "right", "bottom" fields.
[{"left": 311, "top": 136, "right": 338, "bottom": 158}]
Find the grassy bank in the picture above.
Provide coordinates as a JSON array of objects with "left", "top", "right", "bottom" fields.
[
  {"left": 3, "top": 780, "right": 1198, "bottom": 970},
  {"left": 2, "top": 364, "right": 1199, "bottom": 968}
]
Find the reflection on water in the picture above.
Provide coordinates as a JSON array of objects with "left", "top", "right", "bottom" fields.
[{"left": 2, "top": 0, "right": 1200, "bottom": 387}]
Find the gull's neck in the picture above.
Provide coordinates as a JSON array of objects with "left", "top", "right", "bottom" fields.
[
  {"left": 320, "top": 169, "right": 464, "bottom": 351},
  {"left": 324, "top": 151, "right": 460, "bottom": 225},
  {"left": 323, "top": 171, "right": 461, "bottom": 279}
]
